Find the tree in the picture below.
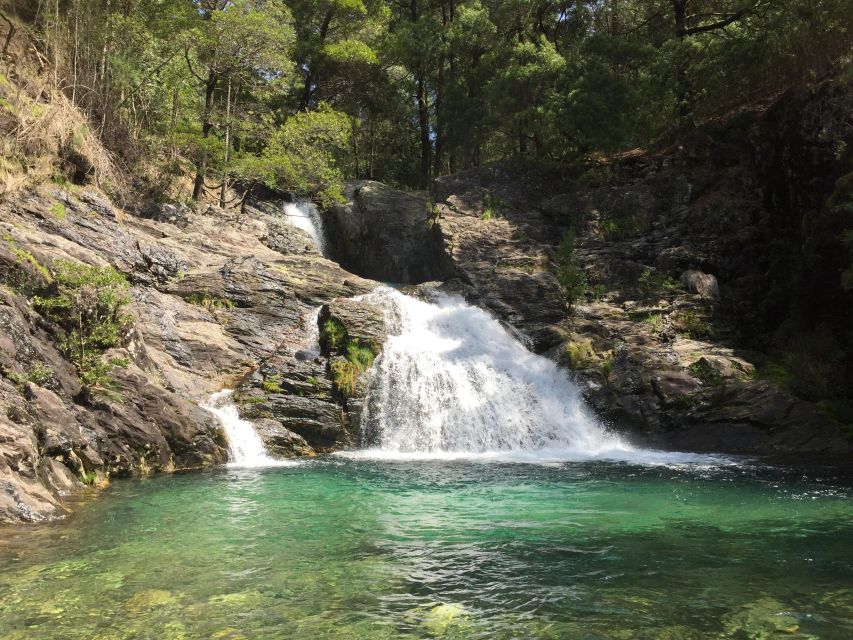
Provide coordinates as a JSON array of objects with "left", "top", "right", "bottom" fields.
[{"left": 181, "top": 0, "right": 294, "bottom": 201}]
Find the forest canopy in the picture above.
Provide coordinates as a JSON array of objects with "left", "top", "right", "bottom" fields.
[{"left": 12, "top": 0, "right": 853, "bottom": 202}]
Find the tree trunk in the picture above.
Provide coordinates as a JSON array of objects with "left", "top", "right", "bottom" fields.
[
  {"left": 671, "top": 0, "right": 693, "bottom": 125},
  {"left": 417, "top": 72, "right": 431, "bottom": 188},
  {"left": 192, "top": 69, "right": 218, "bottom": 201}
]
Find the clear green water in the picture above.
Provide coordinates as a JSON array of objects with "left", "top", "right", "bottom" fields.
[{"left": 1, "top": 459, "right": 852, "bottom": 640}]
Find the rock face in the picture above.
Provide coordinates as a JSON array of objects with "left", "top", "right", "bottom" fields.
[
  {"left": 231, "top": 296, "right": 388, "bottom": 454},
  {"left": 0, "top": 185, "right": 379, "bottom": 522},
  {"left": 325, "top": 180, "right": 447, "bottom": 283},
  {"left": 428, "top": 81, "right": 853, "bottom": 459}
]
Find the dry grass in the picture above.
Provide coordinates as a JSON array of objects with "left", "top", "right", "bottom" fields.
[{"left": 0, "top": 16, "right": 120, "bottom": 199}]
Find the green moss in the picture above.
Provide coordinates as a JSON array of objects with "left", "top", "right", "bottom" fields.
[
  {"left": 184, "top": 293, "right": 234, "bottom": 311},
  {"left": 306, "top": 375, "right": 321, "bottom": 387},
  {"left": 565, "top": 339, "right": 596, "bottom": 370},
  {"left": 79, "top": 471, "right": 98, "bottom": 486},
  {"left": 49, "top": 202, "right": 67, "bottom": 220}
]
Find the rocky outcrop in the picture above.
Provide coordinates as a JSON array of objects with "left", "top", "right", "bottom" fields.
[
  {"left": 0, "top": 184, "right": 379, "bottom": 521},
  {"left": 325, "top": 180, "right": 447, "bottom": 283},
  {"left": 429, "top": 78, "right": 853, "bottom": 460}
]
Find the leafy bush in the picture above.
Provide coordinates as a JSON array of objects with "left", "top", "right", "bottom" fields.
[
  {"left": 32, "top": 260, "right": 132, "bottom": 393},
  {"left": 2, "top": 361, "right": 54, "bottom": 390}
]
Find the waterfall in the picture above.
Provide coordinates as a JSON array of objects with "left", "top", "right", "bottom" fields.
[
  {"left": 202, "top": 390, "right": 292, "bottom": 467},
  {"left": 357, "top": 287, "right": 636, "bottom": 460},
  {"left": 282, "top": 201, "right": 326, "bottom": 255}
]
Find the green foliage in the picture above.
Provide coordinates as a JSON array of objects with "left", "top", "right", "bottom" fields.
[
  {"left": 555, "top": 231, "right": 588, "bottom": 306},
  {"left": 481, "top": 193, "right": 506, "bottom": 221},
  {"left": 49, "top": 202, "right": 67, "bottom": 221},
  {"left": 253, "top": 105, "right": 352, "bottom": 206},
  {"left": 19, "top": 0, "right": 851, "bottom": 200},
  {"left": 184, "top": 293, "right": 234, "bottom": 311},
  {"left": 330, "top": 344, "right": 376, "bottom": 397},
  {"left": 32, "top": 260, "right": 132, "bottom": 393},
  {"left": 262, "top": 374, "right": 283, "bottom": 394},
  {"left": 345, "top": 343, "right": 375, "bottom": 370},
  {"left": 565, "top": 339, "right": 595, "bottom": 370},
  {"left": 306, "top": 375, "right": 321, "bottom": 387},
  {"left": 320, "top": 318, "right": 347, "bottom": 353},
  {"left": 602, "top": 213, "right": 653, "bottom": 240},
  {"left": 638, "top": 267, "right": 681, "bottom": 295},
  {"left": 671, "top": 310, "right": 712, "bottom": 339},
  {"left": 2, "top": 362, "right": 54, "bottom": 390},
  {"left": 3, "top": 236, "right": 52, "bottom": 288},
  {"left": 645, "top": 313, "right": 665, "bottom": 333},
  {"left": 79, "top": 471, "right": 98, "bottom": 486},
  {"left": 688, "top": 360, "right": 724, "bottom": 386}
]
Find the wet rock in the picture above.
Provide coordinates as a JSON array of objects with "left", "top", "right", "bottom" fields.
[
  {"left": 320, "top": 298, "right": 387, "bottom": 353},
  {"left": 326, "top": 180, "right": 446, "bottom": 283},
  {"left": 252, "top": 419, "right": 316, "bottom": 457},
  {"left": 652, "top": 370, "right": 701, "bottom": 407},
  {"left": 0, "top": 183, "right": 379, "bottom": 522}
]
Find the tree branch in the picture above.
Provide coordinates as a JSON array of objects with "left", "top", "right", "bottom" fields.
[{"left": 184, "top": 46, "right": 206, "bottom": 84}]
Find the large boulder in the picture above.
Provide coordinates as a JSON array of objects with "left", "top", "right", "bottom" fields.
[{"left": 325, "top": 180, "right": 446, "bottom": 283}]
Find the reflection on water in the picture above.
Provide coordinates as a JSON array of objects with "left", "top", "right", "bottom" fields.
[{"left": 0, "top": 460, "right": 852, "bottom": 639}]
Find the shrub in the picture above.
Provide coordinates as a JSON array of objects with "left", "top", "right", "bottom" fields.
[
  {"left": 32, "top": 260, "right": 132, "bottom": 393},
  {"left": 671, "top": 310, "right": 711, "bottom": 338},
  {"left": 262, "top": 374, "right": 283, "bottom": 393},
  {"left": 555, "top": 231, "right": 587, "bottom": 306},
  {"left": 320, "top": 317, "right": 346, "bottom": 352},
  {"left": 2, "top": 361, "right": 54, "bottom": 389},
  {"left": 638, "top": 266, "right": 680, "bottom": 294},
  {"left": 330, "top": 343, "right": 377, "bottom": 397},
  {"left": 565, "top": 339, "right": 596, "bottom": 369}
]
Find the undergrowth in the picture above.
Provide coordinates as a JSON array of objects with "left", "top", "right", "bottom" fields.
[
  {"left": 555, "top": 230, "right": 587, "bottom": 306},
  {"left": 32, "top": 260, "right": 132, "bottom": 395}
]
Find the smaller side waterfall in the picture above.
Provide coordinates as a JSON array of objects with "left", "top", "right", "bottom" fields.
[
  {"left": 282, "top": 201, "right": 326, "bottom": 255},
  {"left": 202, "top": 390, "right": 290, "bottom": 467}
]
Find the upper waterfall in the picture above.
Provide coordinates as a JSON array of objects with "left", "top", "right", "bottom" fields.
[
  {"left": 282, "top": 200, "right": 326, "bottom": 255},
  {"left": 358, "top": 287, "right": 634, "bottom": 458}
]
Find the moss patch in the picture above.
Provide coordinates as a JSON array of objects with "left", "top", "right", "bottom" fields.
[{"left": 184, "top": 293, "right": 234, "bottom": 311}]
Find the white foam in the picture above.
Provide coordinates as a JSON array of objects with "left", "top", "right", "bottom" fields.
[
  {"left": 282, "top": 201, "right": 326, "bottom": 255},
  {"left": 201, "top": 390, "right": 298, "bottom": 468},
  {"left": 334, "top": 446, "right": 736, "bottom": 467},
  {"left": 358, "top": 288, "right": 622, "bottom": 453}
]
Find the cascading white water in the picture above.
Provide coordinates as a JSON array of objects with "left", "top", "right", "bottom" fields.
[
  {"left": 202, "top": 390, "right": 291, "bottom": 467},
  {"left": 358, "top": 287, "right": 637, "bottom": 459},
  {"left": 282, "top": 201, "right": 326, "bottom": 255}
]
